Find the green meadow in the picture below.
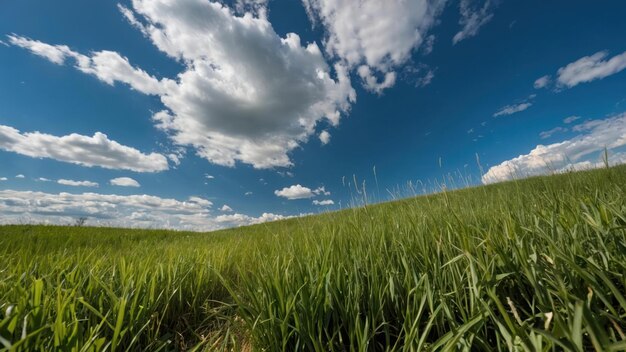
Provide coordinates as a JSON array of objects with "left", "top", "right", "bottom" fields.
[{"left": 1, "top": 166, "right": 626, "bottom": 351}]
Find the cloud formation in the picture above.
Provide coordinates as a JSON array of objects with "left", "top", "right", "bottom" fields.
[
  {"left": 319, "top": 130, "right": 331, "bottom": 145},
  {"left": 214, "top": 212, "right": 293, "bottom": 227},
  {"left": 58, "top": 179, "right": 99, "bottom": 187},
  {"left": 563, "top": 115, "right": 581, "bottom": 124},
  {"left": 313, "top": 199, "right": 334, "bottom": 205},
  {"left": 303, "top": 0, "right": 446, "bottom": 92},
  {"left": 539, "top": 127, "right": 567, "bottom": 139},
  {"left": 110, "top": 177, "right": 141, "bottom": 187},
  {"left": 533, "top": 75, "right": 551, "bottom": 89},
  {"left": 453, "top": 0, "right": 495, "bottom": 44},
  {"left": 0, "top": 190, "right": 287, "bottom": 231},
  {"left": 8, "top": 35, "right": 174, "bottom": 96},
  {"left": 0, "top": 124, "right": 168, "bottom": 172},
  {"left": 10, "top": 0, "right": 355, "bottom": 169},
  {"left": 483, "top": 112, "right": 626, "bottom": 184},
  {"left": 493, "top": 102, "right": 532, "bottom": 117},
  {"left": 557, "top": 50, "right": 626, "bottom": 88},
  {"left": 274, "top": 184, "right": 330, "bottom": 200}
]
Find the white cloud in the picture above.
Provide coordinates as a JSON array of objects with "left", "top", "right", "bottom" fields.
[
  {"left": 563, "top": 115, "right": 581, "bottom": 124},
  {"left": 556, "top": 50, "right": 626, "bottom": 88},
  {"left": 357, "top": 65, "right": 396, "bottom": 93},
  {"left": 0, "top": 124, "right": 168, "bottom": 172},
  {"left": 313, "top": 185, "right": 331, "bottom": 196},
  {"left": 534, "top": 75, "right": 551, "bottom": 89},
  {"left": 422, "top": 35, "right": 436, "bottom": 55},
  {"left": 127, "top": 0, "right": 354, "bottom": 168},
  {"left": 188, "top": 196, "right": 213, "bottom": 207},
  {"left": 319, "top": 130, "right": 331, "bottom": 145},
  {"left": 453, "top": 0, "right": 495, "bottom": 44},
  {"left": 313, "top": 199, "right": 334, "bottom": 205},
  {"left": 274, "top": 184, "right": 329, "bottom": 199},
  {"left": 482, "top": 112, "right": 626, "bottom": 184},
  {"left": 244, "top": 191, "right": 253, "bottom": 196},
  {"left": 58, "top": 179, "right": 99, "bottom": 187},
  {"left": 15, "top": 174, "right": 25, "bottom": 179},
  {"left": 205, "top": 174, "right": 215, "bottom": 180},
  {"left": 303, "top": 0, "right": 446, "bottom": 91},
  {"left": 110, "top": 177, "right": 141, "bottom": 187},
  {"left": 7, "top": 35, "right": 75, "bottom": 64},
  {"left": 37, "top": 177, "right": 51, "bottom": 182},
  {"left": 234, "top": 0, "right": 269, "bottom": 18},
  {"left": 12, "top": 0, "right": 356, "bottom": 169},
  {"left": 8, "top": 35, "right": 174, "bottom": 96},
  {"left": 0, "top": 189, "right": 285, "bottom": 231},
  {"left": 493, "top": 102, "right": 532, "bottom": 117},
  {"left": 0, "top": 177, "right": 7, "bottom": 181},
  {"left": 539, "top": 126, "right": 567, "bottom": 139},
  {"left": 214, "top": 212, "right": 291, "bottom": 227},
  {"left": 402, "top": 63, "right": 436, "bottom": 88},
  {"left": 220, "top": 204, "right": 233, "bottom": 212},
  {"left": 275, "top": 184, "right": 315, "bottom": 199}
]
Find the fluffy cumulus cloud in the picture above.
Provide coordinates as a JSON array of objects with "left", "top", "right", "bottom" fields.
[
  {"left": 275, "top": 184, "right": 316, "bottom": 199},
  {"left": 274, "top": 184, "right": 330, "bottom": 200},
  {"left": 303, "top": 0, "right": 446, "bottom": 92},
  {"left": 556, "top": 50, "right": 626, "bottom": 88},
  {"left": 319, "top": 130, "right": 331, "bottom": 145},
  {"left": 493, "top": 102, "right": 532, "bottom": 117},
  {"left": 110, "top": 177, "right": 141, "bottom": 187},
  {"left": 58, "top": 179, "right": 99, "bottom": 187},
  {"left": 453, "top": 0, "right": 495, "bottom": 44},
  {"left": 0, "top": 190, "right": 288, "bottom": 231},
  {"left": 0, "top": 124, "right": 168, "bottom": 172},
  {"left": 482, "top": 112, "right": 626, "bottom": 184},
  {"left": 10, "top": 0, "right": 355, "bottom": 169}
]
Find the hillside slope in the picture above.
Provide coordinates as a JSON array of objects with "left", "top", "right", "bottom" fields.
[{"left": 1, "top": 166, "right": 626, "bottom": 351}]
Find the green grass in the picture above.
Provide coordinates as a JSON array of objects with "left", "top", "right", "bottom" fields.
[{"left": 1, "top": 166, "right": 626, "bottom": 351}]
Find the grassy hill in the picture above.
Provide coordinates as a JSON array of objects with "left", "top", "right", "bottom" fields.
[{"left": 1, "top": 166, "right": 626, "bottom": 351}]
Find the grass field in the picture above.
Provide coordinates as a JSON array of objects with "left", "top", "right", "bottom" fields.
[{"left": 1, "top": 166, "right": 626, "bottom": 351}]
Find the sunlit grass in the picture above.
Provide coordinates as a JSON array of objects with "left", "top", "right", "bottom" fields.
[{"left": 1, "top": 166, "right": 626, "bottom": 350}]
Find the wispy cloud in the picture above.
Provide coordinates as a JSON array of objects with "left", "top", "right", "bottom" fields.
[
  {"left": 493, "top": 102, "right": 532, "bottom": 117},
  {"left": 563, "top": 115, "right": 581, "bottom": 124},
  {"left": 453, "top": 0, "right": 496, "bottom": 44},
  {"left": 556, "top": 50, "right": 626, "bottom": 88},
  {"left": 533, "top": 75, "right": 551, "bottom": 89}
]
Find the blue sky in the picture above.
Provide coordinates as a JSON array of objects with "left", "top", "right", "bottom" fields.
[{"left": 2, "top": 0, "right": 626, "bottom": 230}]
